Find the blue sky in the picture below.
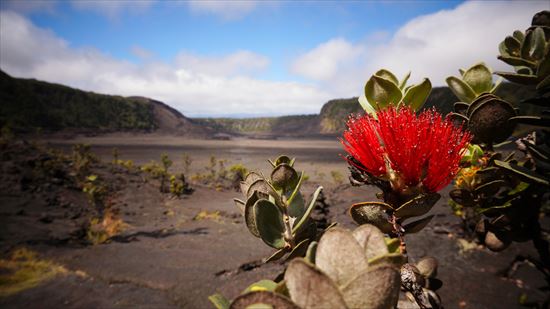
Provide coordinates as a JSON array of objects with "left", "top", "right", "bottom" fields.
[{"left": 0, "top": 1, "right": 546, "bottom": 117}]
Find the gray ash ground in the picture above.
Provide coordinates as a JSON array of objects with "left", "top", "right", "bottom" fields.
[{"left": 0, "top": 138, "right": 548, "bottom": 309}]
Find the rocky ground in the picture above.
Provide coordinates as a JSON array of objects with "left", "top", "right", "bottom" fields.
[{"left": 0, "top": 138, "right": 548, "bottom": 309}]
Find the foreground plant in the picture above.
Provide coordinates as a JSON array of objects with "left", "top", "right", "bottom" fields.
[
  {"left": 447, "top": 13, "right": 550, "bottom": 268},
  {"left": 233, "top": 156, "right": 324, "bottom": 262},
  {"left": 342, "top": 106, "right": 471, "bottom": 254}
]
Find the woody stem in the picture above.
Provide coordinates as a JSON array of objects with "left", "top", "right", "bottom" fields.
[{"left": 390, "top": 213, "right": 408, "bottom": 260}]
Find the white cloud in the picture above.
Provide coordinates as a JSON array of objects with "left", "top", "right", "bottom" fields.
[
  {"left": 187, "top": 0, "right": 258, "bottom": 20},
  {"left": 0, "top": 11, "right": 329, "bottom": 117},
  {"left": 291, "top": 38, "right": 363, "bottom": 81},
  {"left": 175, "top": 50, "right": 270, "bottom": 77},
  {"left": 71, "top": 0, "right": 156, "bottom": 18},
  {"left": 291, "top": 1, "right": 548, "bottom": 96}
]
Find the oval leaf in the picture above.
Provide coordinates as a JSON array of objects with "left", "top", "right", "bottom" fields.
[
  {"left": 494, "top": 71, "right": 539, "bottom": 85},
  {"left": 415, "top": 256, "right": 438, "bottom": 278},
  {"left": 446, "top": 76, "right": 476, "bottom": 103},
  {"left": 368, "top": 253, "right": 407, "bottom": 268},
  {"left": 315, "top": 227, "right": 368, "bottom": 286},
  {"left": 365, "top": 75, "right": 403, "bottom": 109},
  {"left": 340, "top": 265, "right": 400, "bottom": 309},
  {"left": 402, "top": 78, "right": 432, "bottom": 111},
  {"left": 375, "top": 69, "right": 399, "bottom": 85},
  {"left": 352, "top": 224, "right": 389, "bottom": 260},
  {"left": 399, "top": 71, "right": 411, "bottom": 90},
  {"left": 285, "top": 259, "right": 347, "bottom": 309},
  {"left": 403, "top": 215, "right": 434, "bottom": 234},
  {"left": 494, "top": 160, "right": 549, "bottom": 187},
  {"left": 292, "top": 186, "right": 323, "bottom": 234},
  {"left": 230, "top": 291, "right": 299, "bottom": 309},
  {"left": 349, "top": 202, "right": 393, "bottom": 234},
  {"left": 254, "top": 199, "right": 286, "bottom": 249},
  {"left": 463, "top": 63, "right": 493, "bottom": 94},
  {"left": 394, "top": 193, "right": 440, "bottom": 220}
]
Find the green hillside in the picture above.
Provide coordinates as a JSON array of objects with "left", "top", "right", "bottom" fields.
[
  {"left": 0, "top": 71, "right": 156, "bottom": 132},
  {"left": 198, "top": 83, "right": 538, "bottom": 136}
]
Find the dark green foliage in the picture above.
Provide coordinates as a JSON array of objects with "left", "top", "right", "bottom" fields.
[{"left": 0, "top": 71, "right": 156, "bottom": 132}]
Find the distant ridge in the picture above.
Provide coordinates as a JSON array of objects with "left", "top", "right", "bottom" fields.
[
  {"left": 0, "top": 70, "right": 538, "bottom": 138},
  {"left": 196, "top": 83, "right": 537, "bottom": 136},
  {"left": 0, "top": 71, "right": 212, "bottom": 137}
]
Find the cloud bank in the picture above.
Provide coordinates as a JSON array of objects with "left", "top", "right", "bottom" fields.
[
  {"left": 0, "top": 10, "right": 327, "bottom": 117},
  {"left": 291, "top": 1, "right": 547, "bottom": 95},
  {"left": 0, "top": 2, "right": 547, "bottom": 117}
]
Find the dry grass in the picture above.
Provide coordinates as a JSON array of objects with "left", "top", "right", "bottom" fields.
[{"left": 0, "top": 248, "right": 68, "bottom": 297}]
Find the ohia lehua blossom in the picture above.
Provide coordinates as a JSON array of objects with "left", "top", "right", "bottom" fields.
[{"left": 341, "top": 106, "right": 472, "bottom": 194}]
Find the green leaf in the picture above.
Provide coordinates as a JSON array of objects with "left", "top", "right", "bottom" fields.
[
  {"left": 358, "top": 93, "right": 378, "bottom": 116},
  {"left": 531, "top": 27, "right": 546, "bottom": 60},
  {"left": 508, "top": 182, "right": 530, "bottom": 196},
  {"left": 375, "top": 69, "right": 399, "bottom": 85},
  {"left": 462, "top": 63, "right": 493, "bottom": 94},
  {"left": 286, "top": 171, "right": 304, "bottom": 211},
  {"left": 474, "top": 180, "right": 507, "bottom": 196},
  {"left": 285, "top": 259, "right": 347, "bottom": 309},
  {"left": 242, "top": 280, "right": 278, "bottom": 294},
  {"left": 494, "top": 71, "right": 539, "bottom": 85},
  {"left": 265, "top": 248, "right": 287, "bottom": 263},
  {"left": 499, "top": 41, "right": 509, "bottom": 57},
  {"left": 230, "top": 291, "right": 299, "bottom": 309},
  {"left": 254, "top": 199, "right": 286, "bottom": 249},
  {"left": 509, "top": 116, "right": 550, "bottom": 127},
  {"left": 504, "top": 36, "right": 521, "bottom": 55},
  {"left": 245, "top": 191, "right": 264, "bottom": 238},
  {"left": 208, "top": 293, "right": 230, "bottom": 309},
  {"left": 365, "top": 75, "right": 403, "bottom": 109},
  {"left": 477, "top": 198, "right": 516, "bottom": 214},
  {"left": 521, "top": 30, "right": 534, "bottom": 60},
  {"left": 305, "top": 241, "right": 318, "bottom": 264},
  {"left": 292, "top": 186, "right": 323, "bottom": 234},
  {"left": 497, "top": 55, "right": 537, "bottom": 68},
  {"left": 494, "top": 160, "right": 549, "bottom": 187},
  {"left": 368, "top": 253, "right": 407, "bottom": 268},
  {"left": 284, "top": 238, "right": 310, "bottom": 262},
  {"left": 402, "top": 78, "right": 432, "bottom": 111},
  {"left": 274, "top": 155, "right": 293, "bottom": 166},
  {"left": 454, "top": 102, "right": 469, "bottom": 114},
  {"left": 403, "top": 215, "right": 434, "bottom": 234},
  {"left": 348, "top": 201, "right": 393, "bottom": 233},
  {"left": 394, "top": 193, "right": 440, "bottom": 219},
  {"left": 446, "top": 76, "right": 477, "bottom": 103},
  {"left": 315, "top": 227, "right": 368, "bottom": 286},
  {"left": 385, "top": 238, "right": 400, "bottom": 254},
  {"left": 512, "top": 30, "right": 525, "bottom": 43},
  {"left": 399, "top": 71, "right": 411, "bottom": 90}
]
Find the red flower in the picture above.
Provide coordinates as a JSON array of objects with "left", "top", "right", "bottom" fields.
[{"left": 341, "top": 107, "right": 472, "bottom": 193}]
